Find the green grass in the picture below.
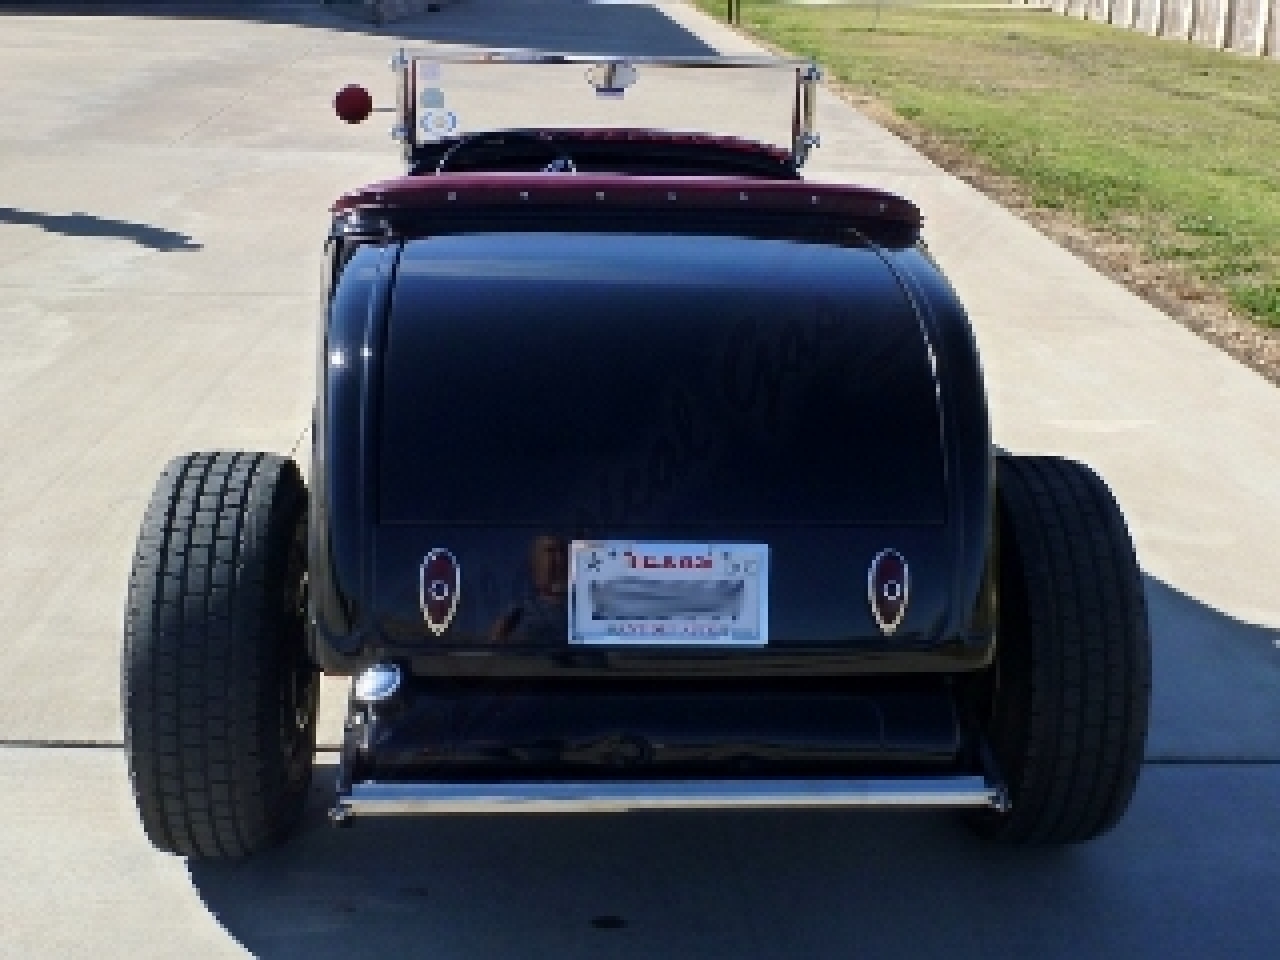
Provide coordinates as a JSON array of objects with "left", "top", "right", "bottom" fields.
[{"left": 695, "top": 2, "right": 1280, "bottom": 327}]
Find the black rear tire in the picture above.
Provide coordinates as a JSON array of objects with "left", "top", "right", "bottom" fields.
[
  {"left": 122, "top": 452, "right": 318, "bottom": 859},
  {"left": 968, "top": 455, "right": 1151, "bottom": 845}
]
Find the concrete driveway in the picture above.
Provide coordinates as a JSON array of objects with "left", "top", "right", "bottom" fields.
[{"left": 1, "top": 2, "right": 1277, "bottom": 957}]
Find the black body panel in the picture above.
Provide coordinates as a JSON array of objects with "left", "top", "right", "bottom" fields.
[
  {"left": 310, "top": 213, "right": 995, "bottom": 678},
  {"left": 381, "top": 234, "right": 945, "bottom": 528},
  {"left": 359, "top": 681, "right": 962, "bottom": 780}
]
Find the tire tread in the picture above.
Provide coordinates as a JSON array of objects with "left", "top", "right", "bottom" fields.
[
  {"left": 977, "top": 455, "right": 1151, "bottom": 845},
  {"left": 122, "top": 451, "right": 312, "bottom": 859}
]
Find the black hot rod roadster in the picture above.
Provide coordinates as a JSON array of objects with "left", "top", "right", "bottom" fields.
[{"left": 122, "top": 49, "right": 1150, "bottom": 859}]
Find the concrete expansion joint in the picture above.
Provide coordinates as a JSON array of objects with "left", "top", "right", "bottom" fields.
[
  {"left": 4, "top": 739, "right": 1280, "bottom": 769},
  {"left": 0, "top": 740, "right": 125, "bottom": 749},
  {"left": 0, "top": 740, "right": 350, "bottom": 752},
  {"left": 1144, "top": 754, "right": 1280, "bottom": 766}
]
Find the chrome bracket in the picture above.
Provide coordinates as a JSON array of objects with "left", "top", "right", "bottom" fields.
[
  {"left": 791, "top": 63, "right": 822, "bottom": 170},
  {"left": 975, "top": 731, "right": 1012, "bottom": 814}
]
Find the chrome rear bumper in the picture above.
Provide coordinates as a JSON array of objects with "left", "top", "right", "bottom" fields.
[{"left": 331, "top": 775, "right": 1008, "bottom": 820}]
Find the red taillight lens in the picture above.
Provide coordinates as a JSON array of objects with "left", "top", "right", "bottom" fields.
[
  {"left": 334, "top": 85, "right": 373, "bottom": 124},
  {"left": 869, "top": 549, "right": 909, "bottom": 635}
]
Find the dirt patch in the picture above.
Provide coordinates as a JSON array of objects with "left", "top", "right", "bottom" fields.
[{"left": 847, "top": 92, "right": 1280, "bottom": 387}]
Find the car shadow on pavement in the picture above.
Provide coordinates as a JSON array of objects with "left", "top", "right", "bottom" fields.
[
  {"left": 0, "top": 0, "right": 721, "bottom": 57},
  {"left": 183, "top": 573, "right": 1280, "bottom": 960},
  {"left": 1145, "top": 574, "right": 1280, "bottom": 762},
  {"left": 187, "top": 775, "right": 1082, "bottom": 960},
  {"left": 0, "top": 206, "right": 200, "bottom": 251}
]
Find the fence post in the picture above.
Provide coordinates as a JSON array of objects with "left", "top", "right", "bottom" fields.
[
  {"left": 1135, "top": 0, "right": 1164, "bottom": 33},
  {"left": 728, "top": 0, "right": 742, "bottom": 25},
  {"left": 1158, "top": 0, "right": 1190, "bottom": 38},
  {"left": 1191, "top": 0, "right": 1230, "bottom": 46},
  {"left": 1111, "top": 0, "right": 1138, "bottom": 26},
  {"left": 1229, "top": 0, "right": 1271, "bottom": 51}
]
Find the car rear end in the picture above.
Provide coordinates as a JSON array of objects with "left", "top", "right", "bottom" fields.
[{"left": 313, "top": 223, "right": 1005, "bottom": 819}]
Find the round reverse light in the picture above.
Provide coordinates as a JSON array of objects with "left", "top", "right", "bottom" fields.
[
  {"left": 353, "top": 662, "right": 402, "bottom": 703},
  {"left": 334, "top": 85, "right": 374, "bottom": 124}
]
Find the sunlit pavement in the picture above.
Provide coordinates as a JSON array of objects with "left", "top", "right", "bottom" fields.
[{"left": 0, "top": 3, "right": 1277, "bottom": 957}]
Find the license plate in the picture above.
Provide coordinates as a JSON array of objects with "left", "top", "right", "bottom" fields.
[{"left": 569, "top": 541, "right": 769, "bottom": 646}]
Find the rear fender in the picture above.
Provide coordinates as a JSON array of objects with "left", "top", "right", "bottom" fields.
[
  {"left": 309, "top": 241, "right": 401, "bottom": 670},
  {"left": 882, "top": 246, "right": 996, "bottom": 649}
]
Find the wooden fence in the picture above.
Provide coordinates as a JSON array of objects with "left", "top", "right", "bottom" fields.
[{"left": 1021, "top": 0, "right": 1279, "bottom": 57}]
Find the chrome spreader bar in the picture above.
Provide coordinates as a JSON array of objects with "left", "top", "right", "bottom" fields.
[{"left": 331, "top": 776, "right": 1008, "bottom": 821}]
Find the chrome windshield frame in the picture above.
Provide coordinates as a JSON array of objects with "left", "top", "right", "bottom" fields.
[{"left": 387, "top": 46, "right": 822, "bottom": 172}]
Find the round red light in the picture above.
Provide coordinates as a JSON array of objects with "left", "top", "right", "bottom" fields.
[{"left": 334, "top": 85, "right": 373, "bottom": 125}]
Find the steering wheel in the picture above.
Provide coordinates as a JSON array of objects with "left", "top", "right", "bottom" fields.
[{"left": 435, "top": 131, "right": 577, "bottom": 175}]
